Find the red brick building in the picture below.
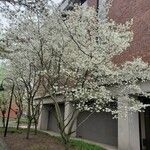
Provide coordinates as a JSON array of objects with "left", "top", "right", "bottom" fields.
[
  {"left": 0, "top": 102, "right": 18, "bottom": 119},
  {"left": 61, "top": 0, "right": 150, "bottom": 64},
  {"left": 86, "top": 0, "right": 150, "bottom": 64}
]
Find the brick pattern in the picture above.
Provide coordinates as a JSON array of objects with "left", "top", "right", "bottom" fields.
[
  {"left": 86, "top": 0, "right": 150, "bottom": 64},
  {"left": 0, "top": 102, "right": 18, "bottom": 119},
  {"left": 109, "top": 0, "right": 150, "bottom": 64},
  {"left": 87, "top": 0, "right": 97, "bottom": 8}
]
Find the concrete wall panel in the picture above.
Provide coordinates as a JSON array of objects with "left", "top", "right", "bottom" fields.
[{"left": 76, "top": 111, "right": 118, "bottom": 146}]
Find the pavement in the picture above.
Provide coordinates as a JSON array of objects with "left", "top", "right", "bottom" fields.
[{"left": 40, "top": 130, "right": 118, "bottom": 150}]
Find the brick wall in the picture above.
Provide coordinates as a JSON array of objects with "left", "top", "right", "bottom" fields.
[
  {"left": 0, "top": 102, "right": 18, "bottom": 119},
  {"left": 86, "top": 0, "right": 150, "bottom": 64},
  {"left": 109, "top": 0, "right": 150, "bottom": 64},
  {"left": 87, "top": 0, "right": 97, "bottom": 8}
]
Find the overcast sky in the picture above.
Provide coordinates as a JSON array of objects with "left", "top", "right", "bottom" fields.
[{"left": 54, "top": 0, "right": 63, "bottom": 3}]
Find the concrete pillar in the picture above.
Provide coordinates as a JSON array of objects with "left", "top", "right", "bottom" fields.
[
  {"left": 118, "top": 97, "right": 140, "bottom": 150},
  {"left": 98, "top": 0, "right": 107, "bottom": 20},
  {"left": 82, "top": 0, "right": 88, "bottom": 6},
  {"left": 64, "top": 102, "right": 77, "bottom": 137},
  {"left": 37, "top": 104, "right": 49, "bottom": 130}
]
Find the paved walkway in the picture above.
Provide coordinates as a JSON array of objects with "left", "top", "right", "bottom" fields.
[{"left": 40, "top": 130, "right": 118, "bottom": 150}]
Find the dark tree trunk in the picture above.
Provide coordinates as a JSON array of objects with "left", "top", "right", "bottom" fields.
[
  {"left": 61, "top": 133, "right": 70, "bottom": 150},
  {"left": 16, "top": 112, "right": 22, "bottom": 130},
  {"left": 2, "top": 112, "right": 5, "bottom": 128},
  {"left": 26, "top": 98, "right": 31, "bottom": 139},
  {"left": 34, "top": 119, "right": 38, "bottom": 135},
  {"left": 64, "top": 142, "right": 70, "bottom": 150},
  {"left": 26, "top": 120, "right": 31, "bottom": 139}
]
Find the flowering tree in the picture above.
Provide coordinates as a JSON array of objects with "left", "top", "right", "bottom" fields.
[
  {"left": 0, "top": 26, "right": 11, "bottom": 57},
  {"left": 8, "top": 52, "right": 43, "bottom": 138},
  {"left": 1, "top": 1, "right": 150, "bottom": 149}
]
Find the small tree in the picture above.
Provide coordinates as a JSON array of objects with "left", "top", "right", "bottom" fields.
[
  {"left": 11, "top": 57, "right": 42, "bottom": 139},
  {"left": 4, "top": 49, "right": 43, "bottom": 138}
]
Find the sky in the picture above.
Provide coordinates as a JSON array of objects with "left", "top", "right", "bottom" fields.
[{"left": 54, "top": 0, "right": 63, "bottom": 3}]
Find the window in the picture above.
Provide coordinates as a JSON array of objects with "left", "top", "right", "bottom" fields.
[{"left": 81, "top": 0, "right": 87, "bottom": 5}]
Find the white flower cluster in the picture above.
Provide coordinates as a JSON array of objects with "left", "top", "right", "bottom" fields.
[{"left": 1, "top": 4, "right": 150, "bottom": 118}]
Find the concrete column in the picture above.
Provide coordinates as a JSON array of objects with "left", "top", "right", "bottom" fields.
[
  {"left": 118, "top": 97, "right": 140, "bottom": 150},
  {"left": 64, "top": 102, "right": 77, "bottom": 137},
  {"left": 37, "top": 104, "right": 49, "bottom": 130},
  {"left": 98, "top": 0, "right": 107, "bottom": 20},
  {"left": 82, "top": 1, "right": 88, "bottom": 6}
]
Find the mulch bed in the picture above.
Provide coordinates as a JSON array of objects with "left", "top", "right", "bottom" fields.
[{"left": 0, "top": 130, "right": 65, "bottom": 150}]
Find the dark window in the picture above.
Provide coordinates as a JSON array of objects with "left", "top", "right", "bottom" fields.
[{"left": 81, "top": 0, "right": 86, "bottom": 5}]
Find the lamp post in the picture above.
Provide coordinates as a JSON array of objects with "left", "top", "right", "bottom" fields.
[{"left": 0, "top": 78, "right": 15, "bottom": 137}]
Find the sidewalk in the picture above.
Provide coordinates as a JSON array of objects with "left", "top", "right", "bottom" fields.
[{"left": 40, "top": 130, "right": 118, "bottom": 150}]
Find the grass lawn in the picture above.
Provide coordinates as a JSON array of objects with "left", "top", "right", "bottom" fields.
[
  {"left": 70, "top": 139, "right": 105, "bottom": 150},
  {"left": 0, "top": 128, "right": 105, "bottom": 150},
  {"left": 0, "top": 117, "right": 35, "bottom": 128}
]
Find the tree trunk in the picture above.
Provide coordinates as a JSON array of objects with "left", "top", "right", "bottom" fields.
[
  {"left": 26, "top": 98, "right": 31, "bottom": 139},
  {"left": 61, "top": 133, "right": 70, "bottom": 150},
  {"left": 26, "top": 120, "right": 31, "bottom": 139},
  {"left": 16, "top": 113, "right": 22, "bottom": 130},
  {"left": 2, "top": 112, "right": 5, "bottom": 128},
  {"left": 34, "top": 119, "right": 38, "bottom": 135},
  {"left": 64, "top": 142, "right": 70, "bottom": 150}
]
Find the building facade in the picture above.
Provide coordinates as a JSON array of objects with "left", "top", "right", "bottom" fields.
[
  {"left": 0, "top": 102, "right": 18, "bottom": 119},
  {"left": 38, "top": 1, "right": 150, "bottom": 150}
]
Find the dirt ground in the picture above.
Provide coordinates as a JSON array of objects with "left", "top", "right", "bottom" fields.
[{"left": 0, "top": 131, "right": 65, "bottom": 150}]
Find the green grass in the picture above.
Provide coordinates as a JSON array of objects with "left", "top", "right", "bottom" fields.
[
  {"left": 0, "top": 127, "right": 24, "bottom": 133},
  {"left": 70, "top": 139, "right": 105, "bottom": 150},
  {"left": 56, "top": 136, "right": 105, "bottom": 150},
  {"left": 19, "top": 117, "right": 28, "bottom": 124},
  {"left": 20, "top": 118, "right": 35, "bottom": 125},
  {"left": 29, "top": 142, "right": 105, "bottom": 150},
  {"left": 0, "top": 127, "right": 48, "bottom": 135}
]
